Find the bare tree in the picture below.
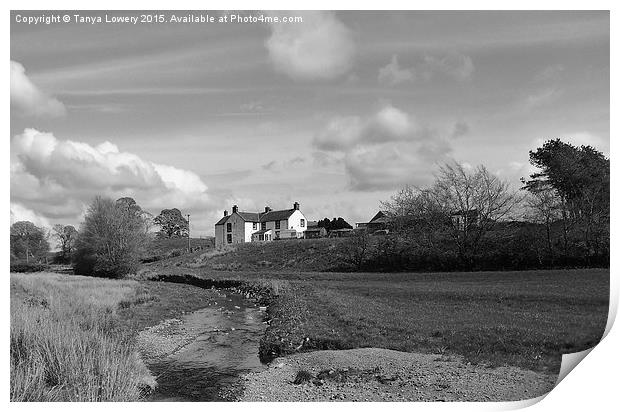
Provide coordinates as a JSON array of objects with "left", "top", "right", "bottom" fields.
[
  {"left": 384, "top": 162, "right": 521, "bottom": 265},
  {"left": 429, "top": 162, "right": 522, "bottom": 263}
]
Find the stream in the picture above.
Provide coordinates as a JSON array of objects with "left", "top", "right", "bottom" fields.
[{"left": 145, "top": 290, "right": 267, "bottom": 401}]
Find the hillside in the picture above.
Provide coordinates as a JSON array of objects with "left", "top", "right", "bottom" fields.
[
  {"left": 141, "top": 237, "right": 215, "bottom": 263},
  {"left": 145, "top": 237, "right": 354, "bottom": 272}
]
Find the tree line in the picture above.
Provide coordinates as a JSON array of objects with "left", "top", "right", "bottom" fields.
[
  {"left": 10, "top": 198, "right": 194, "bottom": 277},
  {"left": 344, "top": 139, "right": 609, "bottom": 271}
]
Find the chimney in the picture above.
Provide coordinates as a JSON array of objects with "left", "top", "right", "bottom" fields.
[
  {"left": 293, "top": 202, "right": 299, "bottom": 210},
  {"left": 224, "top": 210, "right": 228, "bottom": 217},
  {"left": 264, "top": 206, "right": 272, "bottom": 213},
  {"left": 232, "top": 205, "right": 238, "bottom": 213}
]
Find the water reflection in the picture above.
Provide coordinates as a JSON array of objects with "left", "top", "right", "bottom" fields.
[{"left": 147, "top": 292, "right": 267, "bottom": 401}]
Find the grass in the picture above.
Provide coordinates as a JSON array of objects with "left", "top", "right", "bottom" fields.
[
  {"left": 141, "top": 237, "right": 214, "bottom": 263},
  {"left": 10, "top": 272, "right": 158, "bottom": 401},
  {"left": 146, "top": 267, "right": 609, "bottom": 374},
  {"left": 153, "top": 237, "right": 351, "bottom": 272},
  {"left": 10, "top": 271, "right": 224, "bottom": 402}
]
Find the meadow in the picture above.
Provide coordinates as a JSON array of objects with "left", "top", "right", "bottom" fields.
[
  {"left": 11, "top": 261, "right": 609, "bottom": 400},
  {"left": 9, "top": 272, "right": 219, "bottom": 401},
  {"left": 143, "top": 265, "right": 610, "bottom": 374}
]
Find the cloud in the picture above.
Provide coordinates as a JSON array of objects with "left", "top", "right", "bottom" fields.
[
  {"left": 344, "top": 140, "right": 451, "bottom": 191},
  {"left": 313, "top": 104, "right": 416, "bottom": 151},
  {"left": 422, "top": 53, "right": 475, "bottom": 81},
  {"left": 11, "top": 128, "right": 217, "bottom": 229},
  {"left": 313, "top": 105, "right": 454, "bottom": 191},
  {"left": 265, "top": 11, "right": 355, "bottom": 80},
  {"left": 522, "top": 87, "right": 559, "bottom": 109},
  {"left": 378, "top": 55, "right": 415, "bottom": 86},
  {"left": 11, "top": 61, "right": 66, "bottom": 117},
  {"left": 451, "top": 120, "right": 470, "bottom": 138},
  {"left": 534, "top": 64, "right": 565, "bottom": 81},
  {"left": 10, "top": 202, "right": 51, "bottom": 228}
]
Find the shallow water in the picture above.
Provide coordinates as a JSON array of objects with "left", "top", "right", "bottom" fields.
[{"left": 146, "top": 291, "right": 267, "bottom": 401}]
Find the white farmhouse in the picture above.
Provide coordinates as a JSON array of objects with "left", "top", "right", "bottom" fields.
[{"left": 215, "top": 202, "right": 308, "bottom": 247}]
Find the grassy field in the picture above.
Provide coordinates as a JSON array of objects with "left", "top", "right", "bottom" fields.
[
  {"left": 142, "top": 267, "right": 609, "bottom": 374},
  {"left": 149, "top": 237, "right": 352, "bottom": 271},
  {"left": 141, "top": 237, "right": 214, "bottom": 263},
  {"left": 10, "top": 272, "right": 219, "bottom": 401},
  {"left": 11, "top": 265, "right": 609, "bottom": 400}
]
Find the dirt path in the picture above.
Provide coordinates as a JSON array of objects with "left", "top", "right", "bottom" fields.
[{"left": 239, "top": 348, "right": 557, "bottom": 402}]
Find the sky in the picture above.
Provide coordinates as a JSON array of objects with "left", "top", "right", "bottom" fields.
[{"left": 10, "top": 10, "right": 610, "bottom": 236}]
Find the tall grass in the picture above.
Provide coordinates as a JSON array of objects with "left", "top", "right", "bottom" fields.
[{"left": 10, "top": 273, "right": 155, "bottom": 402}]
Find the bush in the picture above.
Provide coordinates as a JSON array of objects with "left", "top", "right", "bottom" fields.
[
  {"left": 10, "top": 263, "right": 49, "bottom": 273},
  {"left": 73, "top": 197, "right": 149, "bottom": 278}
]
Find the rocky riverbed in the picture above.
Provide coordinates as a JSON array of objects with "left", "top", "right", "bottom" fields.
[
  {"left": 239, "top": 348, "right": 557, "bottom": 402},
  {"left": 136, "top": 289, "right": 267, "bottom": 401}
]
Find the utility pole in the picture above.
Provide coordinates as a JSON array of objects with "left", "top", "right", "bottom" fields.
[{"left": 187, "top": 214, "right": 191, "bottom": 252}]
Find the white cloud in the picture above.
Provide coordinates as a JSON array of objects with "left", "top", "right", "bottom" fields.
[
  {"left": 523, "top": 87, "right": 559, "bottom": 109},
  {"left": 10, "top": 202, "right": 51, "bottom": 228},
  {"left": 265, "top": 11, "right": 355, "bottom": 80},
  {"left": 534, "top": 64, "right": 565, "bottom": 81},
  {"left": 422, "top": 53, "right": 475, "bottom": 81},
  {"left": 11, "top": 60, "right": 66, "bottom": 117},
  {"left": 11, "top": 128, "right": 217, "bottom": 229},
  {"left": 378, "top": 55, "right": 415, "bottom": 86},
  {"left": 313, "top": 104, "right": 416, "bottom": 151},
  {"left": 344, "top": 141, "right": 451, "bottom": 191},
  {"left": 313, "top": 105, "right": 453, "bottom": 191}
]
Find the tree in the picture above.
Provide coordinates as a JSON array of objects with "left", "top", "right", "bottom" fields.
[
  {"left": 523, "top": 139, "right": 610, "bottom": 259},
  {"left": 10, "top": 221, "right": 49, "bottom": 263},
  {"left": 116, "top": 197, "right": 154, "bottom": 235},
  {"left": 383, "top": 162, "right": 521, "bottom": 266},
  {"left": 523, "top": 187, "right": 562, "bottom": 263},
  {"left": 154, "top": 208, "right": 188, "bottom": 238},
  {"left": 317, "top": 217, "right": 352, "bottom": 231},
  {"left": 73, "top": 196, "right": 149, "bottom": 278},
  {"left": 381, "top": 185, "right": 449, "bottom": 250},
  {"left": 346, "top": 229, "right": 369, "bottom": 269},
  {"left": 52, "top": 224, "right": 78, "bottom": 262}
]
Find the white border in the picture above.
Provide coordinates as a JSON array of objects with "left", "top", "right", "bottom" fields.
[{"left": 3, "top": 1, "right": 616, "bottom": 411}]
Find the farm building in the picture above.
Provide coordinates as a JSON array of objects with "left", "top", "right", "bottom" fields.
[
  {"left": 304, "top": 221, "right": 328, "bottom": 239},
  {"left": 356, "top": 211, "right": 390, "bottom": 233},
  {"left": 215, "top": 202, "right": 308, "bottom": 247}
]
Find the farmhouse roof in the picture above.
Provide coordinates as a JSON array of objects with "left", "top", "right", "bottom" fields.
[
  {"left": 216, "top": 206, "right": 300, "bottom": 225},
  {"left": 237, "top": 212, "right": 261, "bottom": 222},
  {"left": 369, "top": 211, "right": 388, "bottom": 223},
  {"left": 260, "top": 209, "right": 296, "bottom": 222}
]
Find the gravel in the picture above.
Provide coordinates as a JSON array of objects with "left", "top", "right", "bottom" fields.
[{"left": 239, "top": 348, "right": 556, "bottom": 402}]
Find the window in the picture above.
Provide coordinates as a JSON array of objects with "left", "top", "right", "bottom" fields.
[
  {"left": 261, "top": 222, "right": 266, "bottom": 230},
  {"left": 227, "top": 234, "right": 232, "bottom": 244},
  {"left": 253, "top": 222, "right": 257, "bottom": 230},
  {"left": 300, "top": 219, "right": 305, "bottom": 227},
  {"left": 227, "top": 223, "right": 232, "bottom": 232},
  {"left": 275, "top": 220, "right": 280, "bottom": 229}
]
